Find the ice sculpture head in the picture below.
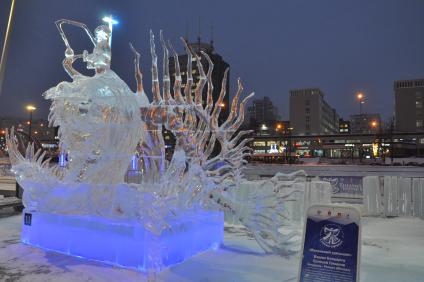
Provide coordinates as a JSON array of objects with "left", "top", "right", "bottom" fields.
[{"left": 84, "top": 25, "right": 111, "bottom": 71}]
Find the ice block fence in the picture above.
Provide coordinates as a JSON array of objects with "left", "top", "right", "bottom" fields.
[
  {"left": 234, "top": 174, "right": 424, "bottom": 221},
  {"left": 363, "top": 176, "right": 424, "bottom": 218}
]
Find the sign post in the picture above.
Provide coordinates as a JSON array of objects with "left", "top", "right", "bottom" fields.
[{"left": 298, "top": 204, "right": 361, "bottom": 282}]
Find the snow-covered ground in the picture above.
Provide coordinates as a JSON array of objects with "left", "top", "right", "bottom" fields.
[
  {"left": 0, "top": 209, "right": 423, "bottom": 282},
  {"left": 1, "top": 163, "right": 424, "bottom": 281}
]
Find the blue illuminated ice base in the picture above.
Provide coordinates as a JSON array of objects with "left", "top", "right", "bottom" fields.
[{"left": 21, "top": 210, "right": 224, "bottom": 271}]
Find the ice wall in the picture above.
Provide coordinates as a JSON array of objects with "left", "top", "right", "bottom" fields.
[
  {"left": 363, "top": 176, "right": 382, "bottom": 216},
  {"left": 363, "top": 176, "right": 424, "bottom": 219}
]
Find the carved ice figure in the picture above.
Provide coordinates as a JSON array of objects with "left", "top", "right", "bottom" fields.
[
  {"left": 6, "top": 19, "right": 308, "bottom": 265},
  {"left": 45, "top": 20, "right": 144, "bottom": 184}
]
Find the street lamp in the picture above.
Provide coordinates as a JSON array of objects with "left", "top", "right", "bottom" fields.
[
  {"left": 26, "top": 105, "right": 36, "bottom": 140},
  {"left": 356, "top": 92, "right": 365, "bottom": 114},
  {"left": 276, "top": 123, "right": 283, "bottom": 131}
]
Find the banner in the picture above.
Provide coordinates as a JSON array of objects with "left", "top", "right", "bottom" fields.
[{"left": 319, "top": 176, "right": 363, "bottom": 196}]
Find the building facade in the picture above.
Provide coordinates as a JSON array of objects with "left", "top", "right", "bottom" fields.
[
  {"left": 289, "top": 88, "right": 339, "bottom": 135},
  {"left": 249, "top": 132, "right": 424, "bottom": 161},
  {"left": 349, "top": 113, "right": 381, "bottom": 134},
  {"left": 394, "top": 79, "right": 424, "bottom": 132},
  {"left": 246, "top": 96, "right": 280, "bottom": 127},
  {"left": 254, "top": 120, "right": 290, "bottom": 136},
  {"left": 339, "top": 118, "right": 350, "bottom": 134}
]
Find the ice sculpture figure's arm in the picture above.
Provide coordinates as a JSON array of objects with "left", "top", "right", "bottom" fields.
[
  {"left": 55, "top": 19, "right": 94, "bottom": 79},
  {"left": 129, "top": 43, "right": 144, "bottom": 94},
  {"left": 55, "top": 19, "right": 95, "bottom": 49},
  {"left": 62, "top": 54, "right": 84, "bottom": 79}
]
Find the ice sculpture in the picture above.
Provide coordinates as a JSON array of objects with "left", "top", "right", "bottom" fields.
[{"left": 6, "top": 19, "right": 306, "bottom": 273}]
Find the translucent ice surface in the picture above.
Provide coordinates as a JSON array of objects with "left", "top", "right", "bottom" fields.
[{"left": 21, "top": 209, "right": 224, "bottom": 272}]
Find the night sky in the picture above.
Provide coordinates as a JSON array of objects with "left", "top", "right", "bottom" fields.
[{"left": 1, "top": 0, "right": 424, "bottom": 122}]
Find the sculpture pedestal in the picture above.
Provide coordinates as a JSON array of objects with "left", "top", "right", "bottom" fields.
[{"left": 21, "top": 210, "right": 224, "bottom": 271}]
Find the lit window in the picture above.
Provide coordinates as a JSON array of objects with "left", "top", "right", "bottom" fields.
[
  {"left": 253, "top": 141, "right": 266, "bottom": 146},
  {"left": 417, "top": 120, "right": 423, "bottom": 128}
]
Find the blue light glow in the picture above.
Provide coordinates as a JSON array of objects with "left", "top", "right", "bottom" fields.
[
  {"left": 102, "top": 16, "right": 119, "bottom": 25},
  {"left": 131, "top": 155, "right": 138, "bottom": 170},
  {"left": 101, "top": 15, "right": 118, "bottom": 47},
  {"left": 21, "top": 210, "right": 224, "bottom": 271},
  {"left": 59, "top": 153, "right": 66, "bottom": 167}
]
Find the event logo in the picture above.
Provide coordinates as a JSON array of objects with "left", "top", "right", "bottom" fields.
[
  {"left": 327, "top": 178, "right": 341, "bottom": 193},
  {"left": 320, "top": 224, "right": 344, "bottom": 248}
]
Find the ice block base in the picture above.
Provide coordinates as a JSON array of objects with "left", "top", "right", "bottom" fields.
[{"left": 21, "top": 210, "right": 224, "bottom": 272}]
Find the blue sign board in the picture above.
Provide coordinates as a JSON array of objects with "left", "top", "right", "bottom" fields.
[
  {"left": 298, "top": 205, "right": 361, "bottom": 282},
  {"left": 319, "top": 176, "right": 363, "bottom": 196}
]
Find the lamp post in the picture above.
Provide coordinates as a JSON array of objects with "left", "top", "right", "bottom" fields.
[
  {"left": 370, "top": 120, "right": 381, "bottom": 161},
  {"left": 356, "top": 92, "right": 365, "bottom": 114},
  {"left": 26, "top": 105, "right": 36, "bottom": 140},
  {"left": 287, "top": 127, "right": 293, "bottom": 164},
  {"left": 0, "top": 0, "right": 16, "bottom": 97}
]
